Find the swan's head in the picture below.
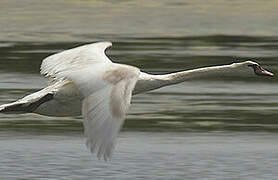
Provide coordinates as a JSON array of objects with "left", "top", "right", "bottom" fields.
[{"left": 232, "top": 61, "right": 274, "bottom": 77}]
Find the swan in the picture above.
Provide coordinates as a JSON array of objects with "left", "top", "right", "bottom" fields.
[{"left": 0, "top": 42, "right": 274, "bottom": 160}]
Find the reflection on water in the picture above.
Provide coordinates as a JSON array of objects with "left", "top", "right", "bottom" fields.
[{"left": 1, "top": 0, "right": 278, "bottom": 179}]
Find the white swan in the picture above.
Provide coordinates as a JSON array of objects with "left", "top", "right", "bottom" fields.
[{"left": 0, "top": 42, "right": 274, "bottom": 160}]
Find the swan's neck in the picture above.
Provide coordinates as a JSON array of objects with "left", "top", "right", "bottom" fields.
[{"left": 134, "top": 64, "right": 236, "bottom": 94}]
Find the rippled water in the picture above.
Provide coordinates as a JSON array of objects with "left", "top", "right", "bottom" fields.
[{"left": 1, "top": 0, "right": 278, "bottom": 179}]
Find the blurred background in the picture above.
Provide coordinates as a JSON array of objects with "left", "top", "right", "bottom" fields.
[{"left": 0, "top": 0, "right": 278, "bottom": 179}]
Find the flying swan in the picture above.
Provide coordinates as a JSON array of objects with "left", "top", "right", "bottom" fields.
[{"left": 0, "top": 42, "right": 274, "bottom": 160}]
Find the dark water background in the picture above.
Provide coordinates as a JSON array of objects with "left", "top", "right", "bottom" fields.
[{"left": 0, "top": 0, "right": 278, "bottom": 179}]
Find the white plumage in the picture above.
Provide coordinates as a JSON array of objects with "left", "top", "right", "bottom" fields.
[
  {"left": 41, "top": 42, "right": 140, "bottom": 159},
  {"left": 0, "top": 41, "right": 273, "bottom": 160},
  {"left": 41, "top": 42, "right": 113, "bottom": 79}
]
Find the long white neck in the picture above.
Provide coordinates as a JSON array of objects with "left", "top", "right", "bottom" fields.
[{"left": 133, "top": 63, "right": 237, "bottom": 95}]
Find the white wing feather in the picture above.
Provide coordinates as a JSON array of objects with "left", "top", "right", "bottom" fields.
[
  {"left": 40, "top": 41, "right": 112, "bottom": 79},
  {"left": 40, "top": 41, "right": 140, "bottom": 160},
  {"left": 80, "top": 65, "right": 139, "bottom": 160},
  {"left": 82, "top": 76, "right": 136, "bottom": 160}
]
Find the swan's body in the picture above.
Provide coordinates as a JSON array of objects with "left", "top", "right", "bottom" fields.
[{"left": 0, "top": 42, "right": 273, "bottom": 160}]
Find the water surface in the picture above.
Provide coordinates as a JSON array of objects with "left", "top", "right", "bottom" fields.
[{"left": 0, "top": 0, "right": 278, "bottom": 179}]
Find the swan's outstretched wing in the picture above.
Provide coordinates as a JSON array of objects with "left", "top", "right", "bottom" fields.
[
  {"left": 40, "top": 41, "right": 112, "bottom": 80},
  {"left": 71, "top": 64, "right": 139, "bottom": 160},
  {"left": 40, "top": 41, "right": 140, "bottom": 159},
  {"left": 82, "top": 67, "right": 139, "bottom": 160},
  {"left": 69, "top": 64, "right": 139, "bottom": 160}
]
